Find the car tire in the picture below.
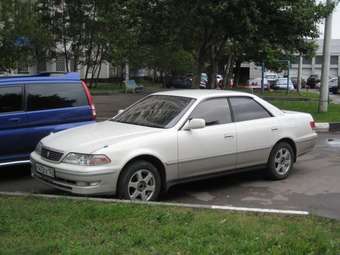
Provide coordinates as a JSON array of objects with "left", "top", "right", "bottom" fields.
[
  {"left": 117, "top": 160, "right": 161, "bottom": 201},
  {"left": 267, "top": 142, "right": 294, "bottom": 180}
]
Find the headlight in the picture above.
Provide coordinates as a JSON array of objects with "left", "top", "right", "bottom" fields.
[
  {"left": 35, "top": 142, "right": 42, "bottom": 155},
  {"left": 62, "top": 153, "right": 111, "bottom": 166}
]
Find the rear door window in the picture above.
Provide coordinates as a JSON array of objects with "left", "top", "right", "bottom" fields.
[
  {"left": 26, "top": 83, "right": 88, "bottom": 111},
  {"left": 229, "top": 97, "right": 271, "bottom": 122},
  {"left": 0, "top": 86, "right": 23, "bottom": 113}
]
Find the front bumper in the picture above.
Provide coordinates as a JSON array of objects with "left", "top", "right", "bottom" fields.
[{"left": 30, "top": 151, "right": 119, "bottom": 195}]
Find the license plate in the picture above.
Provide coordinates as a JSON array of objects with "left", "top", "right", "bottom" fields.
[{"left": 36, "top": 163, "right": 55, "bottom": 178}]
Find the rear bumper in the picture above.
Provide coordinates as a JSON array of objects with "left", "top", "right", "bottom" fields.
[
  {"left": 296, "top": 133, "right": 318, "bottom": 157},
  {"left": 30, "top": 152, "right": 119, "bottom": 195}
]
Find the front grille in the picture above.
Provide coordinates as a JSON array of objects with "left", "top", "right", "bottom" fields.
[{"left": 41, "top": 147, "right": 63, "bottom": 162}]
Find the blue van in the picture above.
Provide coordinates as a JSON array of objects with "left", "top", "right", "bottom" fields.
[{"left": 0, "top": 72, "right": 96, "bottom": 167}]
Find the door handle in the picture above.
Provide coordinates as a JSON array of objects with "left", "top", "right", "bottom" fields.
[
  {"left": 271, "top": 127, "right": 279, "bottom": 131},
  {"left": 224, "top": 134, "right": 234, "bottom": 139}
]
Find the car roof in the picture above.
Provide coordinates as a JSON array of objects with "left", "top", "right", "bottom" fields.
[
  {"left": 0, "top": 72, "right": 80, "bottom": 85},
  {"left": 153, "top": 89, "right": 253, "bottom": 100}
]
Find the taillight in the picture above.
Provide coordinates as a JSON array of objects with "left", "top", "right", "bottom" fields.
[
  {"left": 310, "top": 121, "right": 316, "bottom": 129},
  {"left": 81, "top": 80, "right": 96, "bottom": 120}
]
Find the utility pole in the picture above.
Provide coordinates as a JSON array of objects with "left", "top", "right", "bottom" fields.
[
  {"left": 319, "top": 0, "right": 333, "bottom": 112},
  {"left": 297, "top": 53, "right": 303, "bottom": 94}
]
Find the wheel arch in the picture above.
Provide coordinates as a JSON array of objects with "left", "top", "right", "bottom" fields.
[
  {"left": 118, "top": 154, "right": 167, "bottom": 192},
  {"left": 272, "top": 138, "right": 297, "bottom": 162}
]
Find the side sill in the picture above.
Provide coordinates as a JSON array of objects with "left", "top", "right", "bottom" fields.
[{"left": 166, "top": 164, "right": 267, "bottom": 190}]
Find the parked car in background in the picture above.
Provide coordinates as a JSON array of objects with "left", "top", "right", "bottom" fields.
[
  {"left": 291, "top": 77, "right": 306, "bottom": 89},
  {"left": 265, "top": 72, "right": 278, "bottom": 82},
  {"left": 0, "top": 72, "right": 96, "bottom": 167},
  {"left": 166, "top": 75, "right": 192, "bottom": 89},
  {"left": 306, "top": 74, "right": 320, "bottom": 89},
  {"left": 216, "top": 74, "right": 223, "bottom": 87},
  {"left": 315, "top": 77, "right": 339, "bottom": 94},
  {"left": 200, "top": 73, "right": 224, "bottom": 89},
  {"left": 247, "top": 77, "right": 269, "bottom": 89},
  {"left": 273, "top": 78, "right": 295, "bottom": 91},
  {"left": 31, "top": 90, "right": 317, "bottom": 201},
  {"left": 200, "top": 73, "right": 208, "bottom": 88}
]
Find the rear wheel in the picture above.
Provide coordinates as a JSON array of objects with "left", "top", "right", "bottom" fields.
[
  {"left": 118, "top": 160, "right": 161, "bottom": 201},
  {"left": 267, "top": 142, "right": 294, "bottom": 180}
]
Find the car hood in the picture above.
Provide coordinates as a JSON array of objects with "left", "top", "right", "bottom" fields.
[{"left": 41, "top": 121, "right": 162, "bottom": 154}]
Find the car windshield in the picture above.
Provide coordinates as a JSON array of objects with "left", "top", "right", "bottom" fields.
[{"left": 112, "top": 95, "right": 195, "bottom": 128}]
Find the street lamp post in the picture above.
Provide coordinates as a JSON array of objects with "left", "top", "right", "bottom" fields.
[{"left": 319, "top": 0, "right": 333, "bottom": 113}]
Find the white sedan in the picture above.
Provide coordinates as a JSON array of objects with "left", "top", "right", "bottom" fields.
[{"left": 31, "top": 90, "right": 317, "bottom": 201}]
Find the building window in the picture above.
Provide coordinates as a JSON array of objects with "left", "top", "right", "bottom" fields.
[
  {"left": 330, "top": 56, "right": 338, "bottom": 65},
  {"left": 303, "top": 56, "right": 312, "bottom": 65},
  {"left": 56, "top": 54, "right": 66, "bottom": 72},
  {"left": 315, "top": 56, "right": 323, "bottom": 65}
]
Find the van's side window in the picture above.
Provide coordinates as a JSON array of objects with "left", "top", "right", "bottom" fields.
[
  {"left": 0, "top": 86, "right": 23, "bottom": 113},
  {"left": 26, "top": 83, "right": 88, "bottom": 111}
]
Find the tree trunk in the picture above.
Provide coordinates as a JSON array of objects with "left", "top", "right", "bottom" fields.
[
  {"left": 88, "top": 46, "right": 101, "bottom": 88},
  {"left": 234, "top": 59, "right": 242, "bottom": 87},
  {"left": 94, "top": 58, "right": 103, "bottom": 87},
  {"left": 207, "top": 46, "right": 217, "bottom": 89},
  {"left": 72, "top": 52, "right": 79, "bottom": 72},
  {"left": 63, "top": 38, "right": 69, "bottom": 72},
  {"left": 297, "top": 52, "right": 303, "bottom": 94},
  {"left": 223, "top": 55, "right": 234, "bottom": 86},
  {"left": 125, "top": 61, "right": 129, "bottom": 84},
  {"left": 194, "top": 51, "right": 204, "bottom": 89}
]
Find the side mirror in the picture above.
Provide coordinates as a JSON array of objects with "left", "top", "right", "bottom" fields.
[
  {"left": 183, "top": 118, "right": 206, "bottom": 130},
  {"left": 117, "top": 109, "right": 124, "bottom": 115}
]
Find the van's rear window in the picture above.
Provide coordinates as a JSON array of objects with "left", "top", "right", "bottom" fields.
[{"left": 26, "top": 83, "right": 88, "bottom": 111}]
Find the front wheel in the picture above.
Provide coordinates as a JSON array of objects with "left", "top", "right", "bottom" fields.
[
  {"left": 267, "top": 142, "right": 294, "bottom": 180},
  {"left": 117, "top": 160, "right": 161, "bottom": 201}
]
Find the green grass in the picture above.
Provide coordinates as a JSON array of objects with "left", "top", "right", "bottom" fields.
[
  {"left": 0, "top": 196, "right": 339, "bottom": 255},
  {"left": 269, "top": 100, "right": 340, "bottom": 122}
]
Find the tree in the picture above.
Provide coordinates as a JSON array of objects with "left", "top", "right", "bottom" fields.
[{"left": 0, "top": 0, "right": 53, "bottom": 72}]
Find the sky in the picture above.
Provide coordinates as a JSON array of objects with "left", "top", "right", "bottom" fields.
[{"left": 318, "top": 2, "right": 340, "bottom": 39}]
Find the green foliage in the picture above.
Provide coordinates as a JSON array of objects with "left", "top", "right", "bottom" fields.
[
  {"left": 0, "top": 0, "right": 53, "bottom": 71},
  {"left": 0, "top": 0, "right": 336, "bottom": 83}
]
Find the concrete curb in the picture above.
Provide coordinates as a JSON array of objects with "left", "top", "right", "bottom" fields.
[
  {"left": 315, "top": 122, "right": 340, "bottom": 132},
  {"left": 0, "top": 191, "right": 309, "bottom": 216}
]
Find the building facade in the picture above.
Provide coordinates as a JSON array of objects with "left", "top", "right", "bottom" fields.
[
  {"left": 290, "top": 39, "right": 340, "bottom": 79},
  {"left": 248, "top": 39, "right": 340, "bottom": 81}
]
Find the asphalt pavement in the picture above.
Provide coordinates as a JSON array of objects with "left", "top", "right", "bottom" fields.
[{"left": 0, "top": 94, "right": 339, "bottom": 220}]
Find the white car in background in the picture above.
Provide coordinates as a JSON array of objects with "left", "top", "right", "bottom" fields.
[
  {"left": 265, "top": 72, "right": 279, "bottom": 82},
  {"left": 273, "top": 78, "right": 295, "bottom": 91},
  {"left": 31, "top": 90, "right": 317, "bottom": 201},
  {"left": 315, "top": 77, "right": 339, "bottom": 94},
  {"left": 248, "top": 77, "right": 269, "bottom": 89}
]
